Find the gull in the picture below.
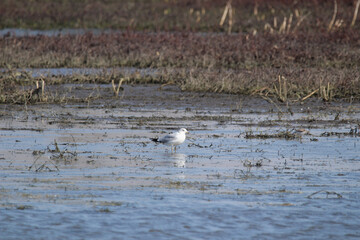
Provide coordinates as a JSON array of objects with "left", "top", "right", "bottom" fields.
[{"left": 151, "top": 128, "right": 189, "bottom": 152}]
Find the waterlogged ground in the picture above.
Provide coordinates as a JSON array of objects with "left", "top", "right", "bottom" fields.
[{"left": 0, "top": 84, "right": 360, "bottom": 239}]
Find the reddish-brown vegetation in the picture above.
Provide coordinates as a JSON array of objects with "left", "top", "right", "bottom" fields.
[
  {"left": 1, "top": 0, "right": 360, "bottom": 101},
  {"left": 1, "top": 0, "right": 359, "bottom": 33}
]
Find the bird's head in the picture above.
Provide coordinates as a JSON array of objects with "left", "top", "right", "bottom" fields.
[{"left": 179, "top": 128, "right": 189, "bottom": 134}]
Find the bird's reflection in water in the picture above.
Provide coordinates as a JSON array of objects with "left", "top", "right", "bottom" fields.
[{"left": 163, "top": 152, "right": 187, "bottom": 168}]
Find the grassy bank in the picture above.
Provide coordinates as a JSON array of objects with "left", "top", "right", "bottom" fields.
[
  {"left": 1, "top": 0, "right": 360, "bottom": 103},
  {"left": 1, "top": 31, "right": 359, "bottom": 102}
]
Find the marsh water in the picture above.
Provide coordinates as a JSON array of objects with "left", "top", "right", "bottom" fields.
[{"left": 0, "top": 84, "right": 359, "bottom": 239}]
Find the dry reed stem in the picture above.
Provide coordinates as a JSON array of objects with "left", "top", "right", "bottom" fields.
[
  {"left": 328, "top": 0, "right": 338, "bottom": 32},
  {"left": 287, "top": 14, "right": 293, "bottom": 33},
  {"left": 266, "top": 12, "right": 302, "bottom": 34},
  {"left": 264, "top": 23, "right": 274, "bottom": 34},
  {"left": 159, "top": 81, "right": 175, "bottom": 90},
  {"left": 260, "top": 95, "right": 284, "bottom": 114},
  {"left": 35, "top": 79, "right": 45, "bottom": 101},
  {"left": 292, "top": 13, "right": 309, "bottom": 33},
  {"left": 279, "top": 17, "right": 287, "bottom": 33},
  {"left": 41, "top": 79, "right": 45, "bottom": 97},
  {"left": 320, "top": 82, "right": 332, "bottom": 101},
  {"left": 228, "top": 2, "right": 233, "bottom": 34},
  {"left": 111, "top": 78, "right": 125, "bottom": 97},
  {"left": 273, "top": 75, "right": 287, "bottom": 102},
  {"left": 219, "top": 0, "right": 233, "bottom": 34},
  {"left": 219, "top": 2, "right": 229, "bottom": 26},
  {"left": 253, "top": 2, "right": 258, "bottom": 16},
  {"left": 351, "top": 0, "right": 360, "bottom": 27},
  {"left": 251, "top": 86, "right": 269, "bottom": 96},
  {"left": 301, "top": 89, "right": 319, "bottom": 101}
]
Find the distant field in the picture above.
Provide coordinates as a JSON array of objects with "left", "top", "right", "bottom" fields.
[
  {"left": 1, "top": 0, "right": 359, "bottom": 33},
  {"left": 1, "top": 0, "right": 360, "bottom": 102}
]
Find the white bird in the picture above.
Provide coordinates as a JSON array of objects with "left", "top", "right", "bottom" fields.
[{"left": 151, "top": 128, "right": 189, "bottom": 152}]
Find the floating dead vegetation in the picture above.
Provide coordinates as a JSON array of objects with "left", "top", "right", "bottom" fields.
[
  {"left": 243, "top": 159, "right": 263, "bottom": 168},
  {"left": 28, "top": 154, "right": 59, "bottom": 172},
  {"left": 97, "top": 208, "right": 113, "bottom": 213},
  {"left": 48, "top": 140, "right": 78, "bottom": 164},
  {"left": 160, "top": 180, "right": 222, "bottom": 191},
  {"left": 188, "top": 142, "right": 213, "bottom": 148},
  {"left": 233, "top": 165, "right": 266, "bottom": 180},
  {"left": 320, "top": 129, "right": 359, "bottom": 138},
  {"left": 234, "top": 168, "right": 255, "bottom": 180},
  {"left": 307, "top": 190, "right": 343, "bottom": 199},
  {"left": 28, "top": 140, "right": 78, "bottom": 172},
  {"left": 235, "top": 188, "right": 301, "bottom": 196},
  {"left": 96, "top": 201, "right": 123, "bottom": 207},
  {"left": 244, "top": 130, "right": 297, "bottom": 140},
  {"left": 267, "top": 202, "right": 295, "bottom": 207},
  {"left": 16, "top": 205, "right": 33, "bottom": 210}
]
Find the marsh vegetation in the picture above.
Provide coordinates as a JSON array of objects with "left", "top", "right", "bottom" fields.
[{"left": 1, "top": 0, "right": 360, "bottom": 102}]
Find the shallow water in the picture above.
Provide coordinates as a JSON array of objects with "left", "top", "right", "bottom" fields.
[
  {"left": 0, "top": 28, "right": 232, "bottom": 37},
  {"left": 0, "top": 28, "right": 113, "bottom": 37},
  {"left": 1, "top": 67, "right": 159, "bottom": 78},
  {"left": 0, "top": 84, "right": 359, "bottom": 239}
]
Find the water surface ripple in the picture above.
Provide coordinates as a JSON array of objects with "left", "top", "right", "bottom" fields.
[{"left": 0, "top": 84, "right": 359, "bottom": 239}]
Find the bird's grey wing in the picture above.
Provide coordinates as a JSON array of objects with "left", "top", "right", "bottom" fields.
[{"left": 158, "top": 133, "right": 176, "bottom": 143}]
